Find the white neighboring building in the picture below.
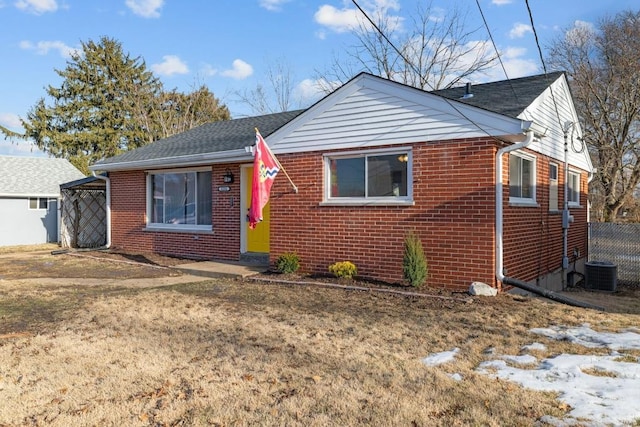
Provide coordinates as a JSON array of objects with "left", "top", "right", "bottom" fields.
[{"left": 0, "top": 156, "right": 85, "bottom": 247}]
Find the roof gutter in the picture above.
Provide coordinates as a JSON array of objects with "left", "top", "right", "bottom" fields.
[
  {"left": 89, "top": 149, "right": 251, "bottom": 172},
  {"left": 92, "top": 171, "right": 111, "bottom": 248},
  {"left": 495, "top": 126, "right": 535, "bottom": 284}
]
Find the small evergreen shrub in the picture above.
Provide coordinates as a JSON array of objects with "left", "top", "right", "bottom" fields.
[
  {"left": 275, "top": 252, "right": 300, "bottom": 274},
  {"left": 403, "top": 231, "right": 428, "bottom": 287},
  {"left": 328, "top": 261, "right": 357, "bottom": 279}
]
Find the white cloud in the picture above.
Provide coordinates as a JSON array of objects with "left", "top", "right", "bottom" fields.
[
  {"left": 314, "top": 4, "right": 359, "bottom": 33},
  {"left": 479, "top": 46, "right": 539, "bottom": 81},
  {"left": 14, "top": 0, "right": 57, "bottom": 14},
  {"left": 491, "top": 0, "right": 512, "bottom": 5},
  {"left": 314, "top": 0, "right": 403, "bottom": 35},
  {"left": 565, "top": 20, "right": 596, "bottom": 44},
  {"left": 151, "top": 55, "right": 189, "bottom": 76},
  {"left": 125, "top": 0, "right": 163, "bottom": 18},
  {"left": 0, "top": 112, "right": 23, "bottom": 129},
  {"left": 259, "top": 0, "right": 290, "bottom": 12},
  {"left": 19, "top": 40, "right": 80, "bottom": 58},
  {"left": 200, "top": 64, "right": 218, "bottom": 77},
  {"left": 220, "top": 59, "right": 253, "bottom": 80},
  {"left": 508, "top": 22, "right": 533, "bottom": 39}
]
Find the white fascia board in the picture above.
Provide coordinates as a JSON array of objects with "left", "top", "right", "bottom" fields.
[
  {"left": 89, "top": 149, "right": 253, "bottom": 172},
  {"left": 266, "top": 73, "right": 528, "bottom": 152}
]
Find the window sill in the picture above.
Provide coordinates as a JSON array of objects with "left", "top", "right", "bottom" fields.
[
  {"left": 569, "top": 204, "right": 583, "bottom": 209},
  {"left": 508, "top": 201, "right": 539, "bottom": 208},
  {"left": 144, "top": 226, "right": 213, "bottom": 234},
  {"left": 320, "top": 199, "right": 415, "bottom": 207}
]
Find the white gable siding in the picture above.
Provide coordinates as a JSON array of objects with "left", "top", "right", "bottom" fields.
[
  {"left": 268, "top": 74, "right": 527, "bottom": 153},
  {"left": 518, "top": 76, "right": 592, "bottom": 172}
]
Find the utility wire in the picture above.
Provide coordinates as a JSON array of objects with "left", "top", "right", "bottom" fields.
[
  {"left": 474, "top": 0, "right": 519, "bottom": 102},
  {"left": 350, "top": 0, "right": 512, "bottom": 140},
  {"left": 525, "top": 0, "right": 564, "bottom": 132}
]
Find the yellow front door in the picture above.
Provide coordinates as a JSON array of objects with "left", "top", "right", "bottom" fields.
[{"left": 245, "top": 166, "right": 270, "bottom": 253}]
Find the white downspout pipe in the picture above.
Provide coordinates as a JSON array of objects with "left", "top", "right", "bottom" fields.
[
  {"left": 495, "top": 130, "right": 535, "bottom": 284},
  {"left": 92, "top": 172, "right": 111, "bottom": 248}
]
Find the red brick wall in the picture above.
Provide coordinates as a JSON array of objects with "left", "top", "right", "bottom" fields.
[
  {"left": 108, "top": 138, "right": 589, "bottom": 292},
  {"left": 109, "top": 164, "right": 242, "bottom": 261},
  {"left": 501, "top": 149, "right": 589, "bottom": 284},
  {"left": 270, "top": 138, "right": 498, "bottom": 290}
]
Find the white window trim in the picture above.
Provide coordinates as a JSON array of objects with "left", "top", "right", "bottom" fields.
[
  {"left": 568, "top": 169, "right": 581, "bottom": 207},
  {"left": 509, "top": 151, "right": 537, "bottom": 206},
  {"left": 145, "top": 169, "right": 212, "bottom": 232},
  {"left": 321, "top": 147, "right": 414, "bottom": 206},
  {"left": 28, "top": 197, "right": 54, "bottom": 210}
]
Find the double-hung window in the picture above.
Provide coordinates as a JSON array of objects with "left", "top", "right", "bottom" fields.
[
  {"left": 568, "top": 170, "right": 581, "bottom": 206},
  {"left": 324, "top": 148, "right": 412, "bottom": 204},
  {"left": 509, "top": 152, "right": 536, "bottom": 204},
  {"left": 147, "top": 168, "right": 212, "bottom": 230}
]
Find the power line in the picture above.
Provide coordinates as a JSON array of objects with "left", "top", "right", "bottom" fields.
[
  {"left": 474, "top": 0, "right": 519, "bottom": 102},
  {"left": 525, "top": 0, "right": 564, "bottom": 131},
  {"left": 350, "top": 0, "right": 514, "bottom": 140}
]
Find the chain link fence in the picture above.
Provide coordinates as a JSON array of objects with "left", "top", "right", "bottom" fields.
[{"left": 589, "top": 222, "right": 640, "bottom": 285}]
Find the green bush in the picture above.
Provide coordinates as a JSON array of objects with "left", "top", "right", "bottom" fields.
[
  {"left": 328, "top": 261, "right": 357, "bottom": 279},
  {"left": 403, "top": 231, "right": 428, "bottom": 287},
  {"left": 275, "top": 252, "right": 300, "bottom": 274}
]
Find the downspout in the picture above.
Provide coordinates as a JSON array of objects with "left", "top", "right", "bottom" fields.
[
  {"left": 495, "top": 129, "right": 535, "bottom": 285},
  {"left": 561, "top": 122, "right": 575, "bottom": 289},
  {"left": 495, "top": 129, "right": 604, "bottom": 311},
  {"left": 92, "top": 171, "right": 111, "bottom": 248}
]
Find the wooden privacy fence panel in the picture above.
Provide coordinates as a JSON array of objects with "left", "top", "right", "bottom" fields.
[
  {"left": 61, "top": 189, "right": 106, "bottom": 248},
  {"left": 589, "top": 222, "right": 640, "bottom": 285}
]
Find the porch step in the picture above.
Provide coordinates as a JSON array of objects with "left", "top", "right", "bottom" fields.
[{"left": 240, "top": 252, "right": 270, "bottom": 266}]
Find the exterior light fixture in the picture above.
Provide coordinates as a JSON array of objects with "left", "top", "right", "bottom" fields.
[{"left": 223, "top": 169, "right": 234, "bottom": 183}]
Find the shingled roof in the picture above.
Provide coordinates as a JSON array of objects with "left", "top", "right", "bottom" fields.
[
  {"left": 91, "top": 72, "right": 563, "bottom": 171},
  {"left": 93, "top": 109, "right": 305, "bottom": 169},
  {"left": 432, "top": 71, "right": 565, "bottom": 118},
  {"left": 0, "top": 156, "right": 85, "bottom": 197}
]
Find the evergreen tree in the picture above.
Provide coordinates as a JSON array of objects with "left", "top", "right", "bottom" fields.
[{"left": 13, "top": 37, "right": 230, "bottom": 174}]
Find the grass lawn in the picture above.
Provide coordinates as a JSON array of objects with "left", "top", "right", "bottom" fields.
[{"left": 0, "top": 250, "right": 638, "bottom": 426}]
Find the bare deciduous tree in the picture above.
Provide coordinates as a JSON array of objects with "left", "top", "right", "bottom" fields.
[
  {"left": 548, "top": 11, "right": 640, "bottom": 222},
  {"left": 319, "top": 1, "right": 497, "bottom": 91},
  {"left": 234, "top": 58, "right": 299, "bottom": 115}
]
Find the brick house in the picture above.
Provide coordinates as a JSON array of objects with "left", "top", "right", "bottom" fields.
[{"left": 90, "top": 72, "right": 593, "bottom": 291}]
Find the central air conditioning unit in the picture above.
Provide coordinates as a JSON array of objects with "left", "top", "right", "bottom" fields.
[{"left": 584, "top": 261, "right": 617, "bottom": 292}]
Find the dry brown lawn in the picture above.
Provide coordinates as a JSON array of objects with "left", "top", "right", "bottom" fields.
[{"left": 0, "top": 249, "right": 639, "bottom": 426}]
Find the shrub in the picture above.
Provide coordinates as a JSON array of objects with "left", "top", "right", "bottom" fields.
[
  {"left": 403, "top": 231, "right": 428, "bottom": 287},
  {"left": 328, "top": 261, "right": 357, "bottom": 279},
  {"left": 275, "top": 252, "right": 300, "bottom": 274}
]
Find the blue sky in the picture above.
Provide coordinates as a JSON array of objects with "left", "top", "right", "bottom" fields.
[{"left": 0, "top": 0, "right": 637, "bottom": 157}]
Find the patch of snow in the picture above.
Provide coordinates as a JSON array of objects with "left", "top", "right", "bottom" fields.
[
  {"left": 449, "top": 373, "right": 463, "bottom": 381},
  {"left": 530, "top": 324, "right": 640, "bottom": 350},
  {"left": 501, "top": 354, "right": 538, "bottom": 365},
  {"left": 522, "top": 342, "right": 547, "bottom": 352},
  {"left": 475, "top": 326, "right": 640, "bottom": 426},
  {"left": 422, "top": 348, "right": 459, "bottom": 366}
]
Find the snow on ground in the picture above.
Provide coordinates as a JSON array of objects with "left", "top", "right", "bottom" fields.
[{"left": 423, "top": 325, "right": 640, "bottom": 426}]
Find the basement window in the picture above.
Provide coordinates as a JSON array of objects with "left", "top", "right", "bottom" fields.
[
  {"left": 509, "top": 152, "right": 536, "bottom": 205},
  {"left": 146, "top": 168, "right": 212, "bottom": 231},
  {"left": 322, "top": 148, "right": 413, "bottom": 205}
]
